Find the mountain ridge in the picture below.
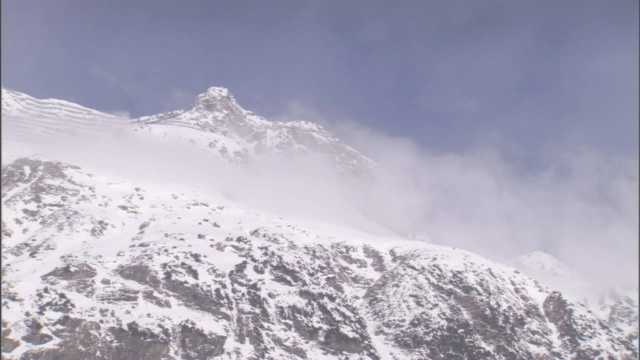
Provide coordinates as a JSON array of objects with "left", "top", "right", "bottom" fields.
[
  {"left": 2, "top": 87, "right": 374, "bottom": 177},
  {"left": 1, "top": 156, "right": 636, "bottom": 359}
]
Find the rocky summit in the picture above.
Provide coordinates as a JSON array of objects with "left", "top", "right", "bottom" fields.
[{"left": 131, "top": 86, "right": 374, "bottom": 176}]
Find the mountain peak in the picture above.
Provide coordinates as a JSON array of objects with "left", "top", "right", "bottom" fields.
[
  {"left": 191, "top": 86, "right": 238, "bottom": 111},
  {"left": 200, "top": 86, "right": 231, "bottom": 98}
]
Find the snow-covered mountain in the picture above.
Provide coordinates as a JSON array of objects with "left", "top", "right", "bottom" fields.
[
  {"left": 132, "top": 87, "right": 374, "bottom": 176},
  {"left": 2, "top": 87, "right": 373, "bottom": 177},
  {"left": 1, "top": 87, "right": 638, "bottom": 359},
  {"left": 2, "top": 157, "right": 637, "bottom": 359}
]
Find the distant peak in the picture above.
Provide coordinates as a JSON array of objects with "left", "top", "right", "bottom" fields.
[
  {"left": 523, "top": 250, "right": 555, "bottom": 258},
  {"left": 191, "top": 86, "right": 239, "bottom": 112}
]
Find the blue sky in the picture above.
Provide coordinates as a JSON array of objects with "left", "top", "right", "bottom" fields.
[{"left": 2, "top": 0, "right": 638, "bottom": 163}]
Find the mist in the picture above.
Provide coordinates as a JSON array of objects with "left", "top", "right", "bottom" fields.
[
  {"left": 2, "top": 114, "right": 638, "bottom": 291},
  {"left": 337, "top": 120, "right": 638, "bottom": 291}
]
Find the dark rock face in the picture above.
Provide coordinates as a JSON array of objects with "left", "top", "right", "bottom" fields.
[
  {"left": 117, "top": 263, "right": 161, "bottom": 288},
  {"left": 544, "top": 292, "right": 581, "bottom": 353},
  {"left": 178, "top": 321, "right": 226, "bottom": 359},
  {"left": 543, "top": 292, "right": 638, "bottom": 360},
  {"left": 20, "top": 318, "right": 53, "bottom": 346},
  {"left": 1, "top": 337, "right": 20, "bottom": 354},
  {"left": 1, "top": 158, "right": 637, "bottom": 359},
  {"left": 43, "top": 263, "right": 97, "bottom": 281},
  {"left": 366, "top": 255, "right": 536, "bottom": 359},
  {"left": 108, "top": 322, "right": 171, "bottom": 360},
  {"left": 1, "top": 322, "right": 20, "bottom": 354},
  {"left": 34, "top": 287, "right": 76, "bottom": 314},
  {"left": 19, "top": 317, "right": 106, "bottom": 360},
  {"left": 364, "top": 252, "right": 635, "bottom": 360},
  {"left": 19, "top": 318, "right": 171, "bottom": 360},
  {"left": 604, "top": 291, "right": 640, "bottom": 355}
]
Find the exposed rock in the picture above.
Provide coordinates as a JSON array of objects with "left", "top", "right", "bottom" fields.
[
  {"left": 178, "top": 321, "right": 226, "bottom": 359},
  {"left": 117, "top": 263, "right": 161, "bottom": 288}
]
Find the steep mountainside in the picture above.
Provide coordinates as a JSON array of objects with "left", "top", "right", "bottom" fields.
[
  {"left": 509, "top": 252, "right": 639, "bottom": 352},
  {"left": 1, "top": 157, "right": 636, "bottom": 359}
]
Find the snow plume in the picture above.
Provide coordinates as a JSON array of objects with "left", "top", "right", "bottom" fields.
[
  {"left": 332, "top": 120, "right": 638, "bottom": 292},
  {"left": 275, "top": 104, "right": 638, "bottom": 291},
  {"left": 1, "top": 119, "right": 377, "bottom": 232},
  {"left": 3, "top": 112, "right": 637, "bottom": 292}
]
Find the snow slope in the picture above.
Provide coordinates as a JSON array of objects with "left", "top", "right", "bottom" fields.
[{"left": 1, "top": 88, "right": 129, "bottom": 141}]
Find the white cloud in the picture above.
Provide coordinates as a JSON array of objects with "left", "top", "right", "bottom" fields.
[{"left": 332, "top": 120, "right": 638, "bottom": 290}]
